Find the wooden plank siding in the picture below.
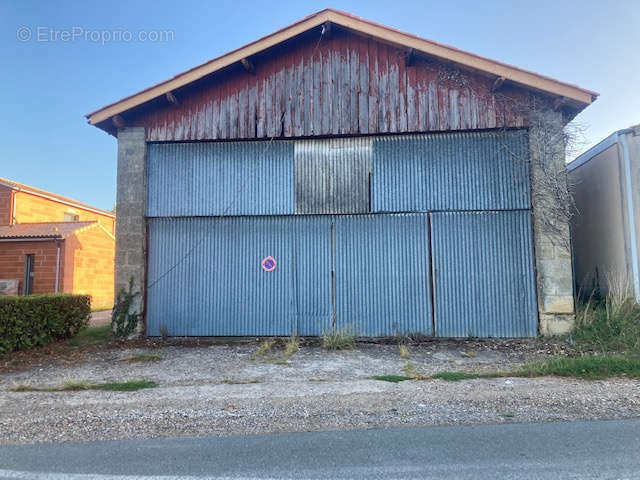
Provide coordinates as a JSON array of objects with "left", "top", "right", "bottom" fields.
[{"left": 130, "top": 29, "right": 539, "bottom": 142}]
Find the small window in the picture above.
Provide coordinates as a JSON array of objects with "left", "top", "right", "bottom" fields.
[
  {"left": 64, "top": 212, "right": 79, "bottom": 222},
  {"left": 24, "top": 254, "right": 34, "bottom": 295}
]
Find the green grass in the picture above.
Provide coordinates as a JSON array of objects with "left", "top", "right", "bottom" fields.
[
  {"left": 572, "top": 287, "right": 640, "bottom": 354},
  {"left": 372, "top": 374, "right": 412, "bottom": 383},
  {"left": 93, "top": 380, "right": 157, "bottom": 391},
  {"left": 513, "top": 355, "right": 640, "bottom": 380},
  {"left": 126, "top": 353, "right": 163, "bottom": 363},
  {"left": 322, "top": 328, "right": 356, "bottom": 350},
  {"left": 67, "top": 325, "right": 112, "bottom": 347},
  {"left": 431, "top": 371, "right": 482, "bottom": 381},
  {"left": 373, "top": 355, "right": 640, "bottom": 383},
  {"left": 10, "top": 379, "right": 157, "bottom": 392}
]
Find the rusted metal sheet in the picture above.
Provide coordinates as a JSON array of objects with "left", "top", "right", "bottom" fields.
[
  {"left": 295, "top": 137, "right": 371, "bottom": 214},
  {"left": 132, "top": 30, "right": 531, "bottom": 142}
]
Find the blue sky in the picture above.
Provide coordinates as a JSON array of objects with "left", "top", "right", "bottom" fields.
[{"left": 1, "top": 0, "right": 638, "bottom": 210}]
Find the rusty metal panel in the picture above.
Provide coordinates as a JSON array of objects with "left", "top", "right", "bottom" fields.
[
  {"left": 146, "top": 140, "right": 294, "bottom": 217},
  {"left": 372, "top": 130, "right": 530, "bottom": 212},
  {"left": 295, "top": 137, "right": 371, "bottom": 214},
  {"left": 146, "top": 216, "right": 332, "bottom": 336},
  {"left": 133, "top": 30, "right": 535, "bottom": 142},
  {"left": 431, "top": 210, "right": 537, "bottom": 338},
  {"left": 334, "top": 214, "right": 433, "bottom": 336}
]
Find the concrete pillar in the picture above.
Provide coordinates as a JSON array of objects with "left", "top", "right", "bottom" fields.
[
  {"left": 115, "top": 127, "right": 146, "bottom": 319},
  {"left": 529, "top": 113, "right": 575, "bottom": 335}
]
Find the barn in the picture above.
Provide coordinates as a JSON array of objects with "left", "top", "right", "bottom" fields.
[{"left": 86, "top": 9, "right": 596, "bottom": 337}]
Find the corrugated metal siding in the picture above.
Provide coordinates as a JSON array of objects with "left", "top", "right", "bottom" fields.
[
  {"left": 146, "top": 216, "right": 331, "bottom": 336},
  {"left": 334, "top": 214, "right": 433, "bottom": 336},
  {"left": 132, "top": 30, "right": 535, "bottom": 142},
  {"left": 372, "top": 130, "right": 530, "bottom": 212},
  {"left": 146, "top": 141, "right": 294, "bottom": 217},
  {"left": 431, "top": 210, "right": 537, "bottom": 337},
  {"left": 292, "top": 216, "right": 333, "bottom": 336},
  {"left": 295, "top": 137, "right": 371, "bottom": 214}
]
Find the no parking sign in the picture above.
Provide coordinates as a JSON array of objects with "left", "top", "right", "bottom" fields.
[{"left": 261, "top": 256, "right": 277, "bottom": 272}]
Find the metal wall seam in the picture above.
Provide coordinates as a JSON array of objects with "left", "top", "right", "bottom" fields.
[
  {"left": 431, "top": 210, "right": 537, "bottom": 337},
  {"left": 372, "top": 129, "right": 530, "bottom": 212},
  {"left": 146, "top": 141, "right": 295, "bottom": 217}
]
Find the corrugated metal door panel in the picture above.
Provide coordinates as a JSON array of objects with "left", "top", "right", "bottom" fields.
[
  {"left": 294, "top": 137, "right": 372, "bottom": 214},
  {"left": 292, "top": 216, "right": 333, "bottom": 336},
  {"left": 431, "top": 210, "right": 537, "bottom": 338},
  {"left": 372, "top": 130, "right": 530, "bottom": 212},
  {"left": 146, "top": 141, "right": 295, "bottom": 217},
  {"left": 334, "top": 214, "right": 433, "bottom": 336},
  {"left": 146, "top": 216, "right": 331, "bottom": 336}
]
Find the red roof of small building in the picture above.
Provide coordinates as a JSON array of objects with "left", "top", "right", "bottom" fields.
[
  {"left": 0, "top": 222, "right": 96, "bottom": 240},
  {"left": 0, "top": 177, "right": 115, "bottom": 218}
]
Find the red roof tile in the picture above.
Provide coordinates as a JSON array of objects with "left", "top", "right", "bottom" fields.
[{"left": 0, "top": 222, "right": 96, "bottom": 239}]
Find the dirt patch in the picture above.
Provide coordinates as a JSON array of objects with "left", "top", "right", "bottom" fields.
[
  {"left": 1, "top": 337, "right": 638, "bottom": 445},
  {"left": 89, "top": 310, "right": 112, "bottom": 328}
]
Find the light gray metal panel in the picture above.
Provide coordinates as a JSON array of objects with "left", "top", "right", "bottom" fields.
[
  {"left": 292, "top": 216, "right": 333, "bottom": 336},
  {"left": 146, "top": 216, "right": 331, "bottom": 336},
  {"left": 431, "top": 210, "right": 537, "bottom": 338},
  {"left": 372, "top": 130, "right": 530, "bottom": 212},
  {"left": 295, "top": 137, "right": 371, "bottom": 214},
  {"left": 146, "top": 141, "right": 294, "bottom": 217},
  {"left": 334, "top": 214, "right": 433, "bottom": 336}
]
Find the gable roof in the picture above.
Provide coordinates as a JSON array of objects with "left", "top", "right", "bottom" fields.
[
  {"left": 0, "top": 177, "right": 115, "bottom": 218},
  {"left": 86, "top": 8, "right": 597, "bottom": 128},
  {"left": 0, "top": 222, "right": 96, "bottom": 240}
]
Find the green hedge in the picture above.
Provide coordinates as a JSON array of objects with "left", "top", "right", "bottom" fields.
[{"left": 0, "top": 294, "right": 91, "bottom": 353}]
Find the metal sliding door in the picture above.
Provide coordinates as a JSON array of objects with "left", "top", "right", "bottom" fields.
[
  {"left": 333, "top": 214, "right": 433, "bottom": 336},
  {"left": 431, "top": 210, "right": 537, "bottom": 337},
  {"left": 146, "top": 216, "right": 332, "bottom": 336}
]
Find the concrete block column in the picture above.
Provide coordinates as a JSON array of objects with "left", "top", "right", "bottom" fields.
[
  {"left": 115, "top": 127, "right": 147, "bottom": 319},
  {"left": 529, "top": 115, "right": 575, "bottom": 336}
]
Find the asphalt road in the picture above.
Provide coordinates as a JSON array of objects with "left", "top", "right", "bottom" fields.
[{"left": 1, "top": 419, "right": 639, "bottom": 479}]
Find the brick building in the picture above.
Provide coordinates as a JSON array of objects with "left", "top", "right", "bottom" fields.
[{"left": 0, "top": 178, "right": 115, "bottom": 309}]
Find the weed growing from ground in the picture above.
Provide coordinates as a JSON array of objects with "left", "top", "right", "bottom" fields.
[
  {"left": 10, "top": 379, "right": 157, "bottom": 392},
  {"left": 372, "top": 374, "right": 412, "bottom": 383},
  {"left": 322, "top": 328, "right": 355, "bottom": 350},
  {"left": 284, "top": 334, "right": 300, "bottom": 359},
  {"left": 573, "top": 282, "right": 640, "bottom": 354},
  {"left": 372, "top": 355, "right": 640, "bottom": 383},
  {"left": 402, "top": 363, "right": 427, "bottom": 380},
  {"left": 398, "top": 345, "right": 410, "bottom": 359},
  {"left": 250, "top": 340, "right": 275, "bottom": 360}
]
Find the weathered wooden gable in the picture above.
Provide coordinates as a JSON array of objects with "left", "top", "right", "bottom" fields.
[{"left": 128, "top": 28, "right": 544, "bottom": 142}]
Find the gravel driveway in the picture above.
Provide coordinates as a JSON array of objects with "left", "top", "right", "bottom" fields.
[{"left": 1, "top": 340, "right": 639, "bottom": 445}]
